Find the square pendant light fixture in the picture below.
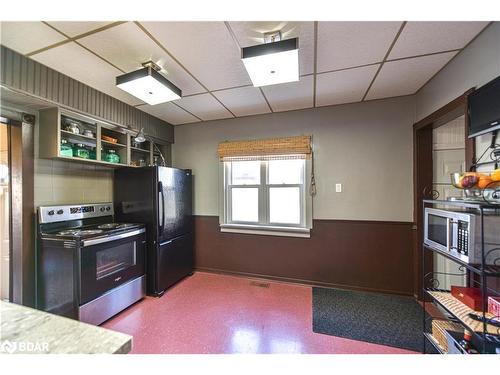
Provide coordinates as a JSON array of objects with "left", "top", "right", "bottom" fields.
[
  {"left": 241, "top": 33, "right": 299, "bottom": 87},
  {"left": 116, "top": 61, "right": 181, "bottom": 105}
]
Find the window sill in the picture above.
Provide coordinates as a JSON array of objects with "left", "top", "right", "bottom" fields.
[{"left": 220, "top": 224, "right": 310, "bottom": 238}]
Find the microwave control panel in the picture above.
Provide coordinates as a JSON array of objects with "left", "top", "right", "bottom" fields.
[{"left": 457, "top": 220, "right": 469, "bottom": 256}]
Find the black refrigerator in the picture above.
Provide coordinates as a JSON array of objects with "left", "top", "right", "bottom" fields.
[{"left": 114, "top": 166, "right": 193, "bottom": 296}]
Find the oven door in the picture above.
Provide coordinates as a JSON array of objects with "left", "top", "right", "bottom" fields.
[
  {"left": 79, "top": 229, "right": 146, "bottom": 305},
  {"left": 424, "top": 208, "right": 451, "bottom": 253}
]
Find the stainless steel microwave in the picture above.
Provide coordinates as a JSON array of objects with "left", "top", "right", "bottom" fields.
[{"left": 424, "top": 207, "right": 500, "bottom": 265}]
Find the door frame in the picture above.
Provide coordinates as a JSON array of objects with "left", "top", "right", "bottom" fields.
[
  {"left": 412, "top": 89, "right": 475, "bottom": 300},
  {"left": 0, "top": 112, "right": 35, "bottom": 306}
]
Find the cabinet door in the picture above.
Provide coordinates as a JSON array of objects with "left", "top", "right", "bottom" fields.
[{"left": 157, "top": 234, "right": 193, "bottom": 292}]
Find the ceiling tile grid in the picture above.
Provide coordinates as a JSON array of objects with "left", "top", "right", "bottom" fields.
[
  {"left": 140, "top": 21, "right": 252, "bottom": 91},
  {"left": 137, "top": 102, "right": 200, "bottom": 125},
  {"left": 77, "top": 22, "right": 206, "bottom": 96},
  {"left": 316, "top": 64, "right": 380, "bottom": 107},
  {"left": 212, "top": 86, "right": 271, "bottom": 117},
  {"left": 0, "top": 21, "right": 66, "bottom": 55},
  {"left": 317, "top": 22, "right": 403, "bottom": 73},
  {"left": 174, "top": 93, "right": 234, "bottom": 121},
  {"left": 0, "top": 21, "right": 491, "bottom": 126},
  {"left": 261, "top": 75, "right": 314, "bottom": 112},
  {"left": 365, "top": 51, "right": 459, "bottom": 100},
  {"left": 388, "top": 21, "right": 489, "bottom": 59},
  {"left": 29, "top": 41, "right": 143, "bottom": 106}
]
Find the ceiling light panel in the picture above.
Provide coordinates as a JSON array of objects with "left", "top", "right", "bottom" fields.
[
  {"left": 316, "top": 65, "right": 380, "bottom": 107},
  {"left": 45, "top": 21, "right": 114, "bottom": 37},
  {"left": 261, "top": 75, "right": 313, "bottom": 112},
  {"left": 137, "top": 102, "right": 199, "bottom": 125},
  {"left": 388, "top": 21, "right": 489, "bottom": 59},
  {"left": 242, "top": 38, "right": 299, "bottom": 87},
  {"left": 317, "top": 22, "right": 402, "bottom": 72},
  {"left": 212, "top": 86, "right": 271, "bottom": 117},
  {"left": 140, "top": 22, "right": 251, "bottom": 91},
  {"left": 366, "top": 51, "right": 458, "bottom": 100},
  {"left": 30, "top": 42, "right": 143, "bottom": 106},
  {"left": 228, "top": 21, "right": 314, "bottom": 75},
  {"left": 116, "top": 66, "right": 181, "bottom": 105},
  {"left": 0, "top": 22, "right": 66, "bottom": 54},
  {"left": 175, "top": 93, "right": 233, "bottom": 121},
  {"left": 78, "top": 22, "right": 205, "bottom": 96}
]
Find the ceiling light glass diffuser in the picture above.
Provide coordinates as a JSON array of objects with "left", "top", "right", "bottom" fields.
[
  {"left": 116, "top": 63, "right": 181, "bottom": 105},
  {"left": 242, "top": 37, "right": 299, "bottom": 87}
]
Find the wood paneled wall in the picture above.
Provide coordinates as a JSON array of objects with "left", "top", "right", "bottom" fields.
[
  {"left": 0, "top": 46, "right": 174, "bottom": 143},
  {"left": 194, "top": 216, "right": 414, "bottom": 296}
]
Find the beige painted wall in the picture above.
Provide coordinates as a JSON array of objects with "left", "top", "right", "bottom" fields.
[{"left": 172, "top": 96, "right": 416, "bottom": 222}]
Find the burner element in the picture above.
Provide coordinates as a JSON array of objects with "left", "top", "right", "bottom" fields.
[
  {"left": 97, "top": 223, "right": 121, "bottom": 229},
  {"left": 57, "top": 229, "right": 104, "bottom": 237}
]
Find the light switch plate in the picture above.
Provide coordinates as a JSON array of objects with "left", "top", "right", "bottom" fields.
[{"left": 335, "top": 183, "right": 342, "bottom": 193}]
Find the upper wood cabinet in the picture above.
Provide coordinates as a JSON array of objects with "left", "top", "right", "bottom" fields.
[{"left": 38, "top": 107, "right": 165, "bottom": 168}]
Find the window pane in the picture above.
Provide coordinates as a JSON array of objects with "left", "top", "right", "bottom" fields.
[
  {"left": 231, "top": 161, "right": 260, "bottom": 185},
  {"left": 268, "top": 159, "right": 303, "bottom": 184},
  {"left": 269, "top": 187, "right": 301, "bottom": 224},
  {"left": 231, "top": 188, "right": 259, "bottom": 222}
]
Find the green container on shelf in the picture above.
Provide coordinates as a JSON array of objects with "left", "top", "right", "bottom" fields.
[
  {"left": 72, "top": 143, "right": 90, "bottom": 159},
  {"left": 88, "top": 146, "right": 96, "bottom": 160},
  {"left": 60, "top": 139, "right": 73, "bottom": 157},
  {"left": 104, "top": 149, "right": 120, "bottom": 164}
]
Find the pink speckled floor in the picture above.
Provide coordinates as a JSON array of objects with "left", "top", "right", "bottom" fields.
[{"left": 102, "top": 272, "right": 416, "bottom": 354}]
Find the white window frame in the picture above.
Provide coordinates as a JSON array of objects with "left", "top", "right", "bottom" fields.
[{"left": 219, "top": 157, "right": 313, "bottom": 238}]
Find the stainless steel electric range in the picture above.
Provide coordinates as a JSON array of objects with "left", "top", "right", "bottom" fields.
[{"left": 36, "top": 202, "right": 146, "bottom": 325}]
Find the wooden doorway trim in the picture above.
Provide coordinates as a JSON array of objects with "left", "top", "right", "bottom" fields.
[
  {"left": 412, "top": 89, "right": 474, "bottom": 300},
  {"left": 1, "top": 113, "right": 35, "bottom": 306}
]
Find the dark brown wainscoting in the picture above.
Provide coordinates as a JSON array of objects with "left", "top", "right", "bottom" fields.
[{"left": 194, "top": 216, "right": 414, "bottom": 296}]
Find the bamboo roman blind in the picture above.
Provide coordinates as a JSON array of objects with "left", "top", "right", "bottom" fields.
[{"left": 217, "top": 135, "right": 312, "bottom": 160}]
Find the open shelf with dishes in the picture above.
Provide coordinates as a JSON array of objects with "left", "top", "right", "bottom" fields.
[{"left": 422, "top": 199, "right": 500, "bottom": 354}]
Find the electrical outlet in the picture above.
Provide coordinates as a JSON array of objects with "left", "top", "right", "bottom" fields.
[{"left": 335, "top": 183, "right": 342, "bottom": 193}]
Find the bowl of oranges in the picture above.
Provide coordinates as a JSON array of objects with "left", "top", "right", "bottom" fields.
[{"left": 451, "top": 169, "right": 500, "bottom": 190}]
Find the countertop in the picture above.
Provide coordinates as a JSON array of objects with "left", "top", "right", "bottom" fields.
[{"left": 0, "top": 301, "right": 132, "bottom": 354}]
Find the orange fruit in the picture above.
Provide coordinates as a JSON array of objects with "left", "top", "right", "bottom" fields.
[
  {"left": 491, "top": 169, "right": 500, "bottom": 182},
  {"left": 478, "top": 176, "right": 493, "bottom": 189}
]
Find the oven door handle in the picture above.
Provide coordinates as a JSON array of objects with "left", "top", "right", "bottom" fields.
[{"left": 82, "top": 228, "right": 145, "bottom": 247}]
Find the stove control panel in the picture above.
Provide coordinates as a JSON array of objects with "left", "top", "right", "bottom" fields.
[{"left": 39, "top": 203, "right": 114, "bottom": 223}]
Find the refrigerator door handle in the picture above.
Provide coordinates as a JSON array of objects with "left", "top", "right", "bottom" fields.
[{"left": 158, "top": 181, "right": 166, "bottom": 235}]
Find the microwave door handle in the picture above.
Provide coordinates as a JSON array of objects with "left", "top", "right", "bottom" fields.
[{"left": 447, "top": 218, "right": 453, "bottom": 252}]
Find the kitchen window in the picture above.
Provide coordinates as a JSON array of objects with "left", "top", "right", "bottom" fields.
[{"left": 220, "top": 156, "right": 312, "bottom": 237}]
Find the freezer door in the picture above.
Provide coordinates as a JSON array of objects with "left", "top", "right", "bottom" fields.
[
  {"left": 158, "top": 167, "right": 192, "bottom": 241},
  {"left": 157, "top": 234, "right": 193, "bottom": 293}
]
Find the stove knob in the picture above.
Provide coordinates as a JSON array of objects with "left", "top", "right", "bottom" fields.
[
  {"left": 57, "top": 209, "right": 64, "bottom": 215},
  {"left": 48, "top": 210, "right": 55, "bottom": 216},
  {"left": 100, "top": 207, "right": 105, "bottom": 212},
  {"left": 106, "top": 206, "right": 111, "bottom": 211}
]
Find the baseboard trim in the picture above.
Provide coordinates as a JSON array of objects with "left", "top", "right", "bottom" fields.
[{"left": 196, "top": 266, "right": 414, "bottom": 297}]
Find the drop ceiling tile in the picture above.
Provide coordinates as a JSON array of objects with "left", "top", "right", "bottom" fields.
[
  {"left": 78, "top": 22, "right": 205, "bottom": 96},
  {"left": 46, "top": 21, "right": 115, "bottom": 37},
  {"left": 316, "top": 65, "right": 379, "bottom": 107},
  {"left": 175, "top": 93, "right": 233, "bottom": 121},
  {"left": 366, "top": 51, "right": 458, "bottom": 100},
  {"left": 317, "top": 22, "right": 402, "bottom": 72},
  {"left": 30, "top": 42, "right": 143, "bottom": 106},
  {"left": 261, "top": 75, "right": 313, "bottom": 112},
  {"left": 137, "top": 103, "right": 200, "bottom": 125},
  {"left": 228, "top": 21, "right": 314, "bottom": 76},
  {"left": 212, "top": 86, "right": 270, "bottom": 117},
  {"left": 0, "top": 22, "right": 66, "bottom": 54},
  {"left": 388, "top": 21, "right": 489, "bottom": 60},
  {"left": 140, "top": 22, "right": 251, "bottom": 91}
]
